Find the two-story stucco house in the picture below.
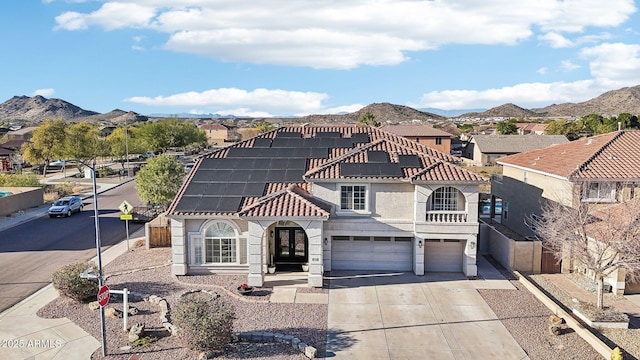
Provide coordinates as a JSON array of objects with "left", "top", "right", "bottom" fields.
[
  {"left": 167, "top": 125, "right": 485, "bottom": 287},
  {"left": 493, "top": 130, "right": 640, "bottom": 294}
]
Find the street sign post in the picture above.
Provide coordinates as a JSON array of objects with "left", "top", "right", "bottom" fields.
[
  {"left": 119, "top": 200, "right": 133, "bottom": 250},
  {"left": 97, "top": 285, "right": 110, "bottom": 307}
]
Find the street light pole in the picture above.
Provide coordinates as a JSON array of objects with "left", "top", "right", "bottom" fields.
[
  {"left": 90, "top": 159, "right": 107, "bottom": 356},
  {"left": 125, "top": 120, "right": 130, "bottom": 177}
]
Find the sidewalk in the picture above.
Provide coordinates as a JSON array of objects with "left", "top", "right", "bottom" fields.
[{"left": 0, "top": 171, "right": 138, "bottom": 359}]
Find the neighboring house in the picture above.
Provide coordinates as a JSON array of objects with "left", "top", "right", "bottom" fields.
[
  {"left": 0, "top": 140, "right": 27, "bottom": 172},
  {"left": 167, "top": 125, "right": 485, "bottom": 287},
  {"left": 463, "top": 134, "right": 569, "bottom": 165},
  {"left": 200, "top": 123, "right": 238, "bottom": 146},
  {"left": 515, "top": 123, "right": 547, "bottom": 135},
  {"left": 5, "top": 126, "right": 37, "bottom": 141},
  {"left": 492, "top": 130, "right": 640, "bottom": 294},
  {"left": 379, "top": 124, "right": 455, "bottom": 155}
]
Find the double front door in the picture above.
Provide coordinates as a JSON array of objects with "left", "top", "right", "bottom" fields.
[{"left": 275, "top": 227, "right": 308, "bottom": 263}]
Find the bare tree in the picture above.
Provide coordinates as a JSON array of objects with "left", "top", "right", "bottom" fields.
[{"left": 528, "top": 196, "right": 640, "bottom": 309}]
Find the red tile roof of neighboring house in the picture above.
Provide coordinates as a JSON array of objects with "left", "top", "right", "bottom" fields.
[
  {"left": 379, "top": 124, "right": 453, "bottom": 138},
  {"left": 200, "top": 124, "right": 228, "bottom": 131},
  {"left": 498, "top": 130, "right": 640, "bottom": 181},
  {"left": 168, "top": 125, "right": 484, "bottom": 217}
]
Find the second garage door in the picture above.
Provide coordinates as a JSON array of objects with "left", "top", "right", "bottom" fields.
[
  {"left": 424, "top": 240, "right": 463, "bottom": 272},
  {"left": 331, "top": 236, "right": 413, "bottom": 271}
]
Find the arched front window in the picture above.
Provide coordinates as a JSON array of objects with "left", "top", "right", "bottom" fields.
[
  {"left": 194, "top": 221, "right": 247, "bottom": 265},
  {"left": 428, "top": 186, "right": 465, "bottom": 211}
]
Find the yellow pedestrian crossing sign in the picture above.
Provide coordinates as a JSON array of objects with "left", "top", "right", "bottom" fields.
[{"left": 119, "top": 200, "right": 133, "bottom": 215}]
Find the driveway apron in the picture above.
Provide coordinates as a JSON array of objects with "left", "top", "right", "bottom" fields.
[{"left": 326, "top": 271, "right": 529, "bottom": 359}]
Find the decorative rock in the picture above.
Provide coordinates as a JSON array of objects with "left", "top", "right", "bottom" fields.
[
  {"left": 282, "top": 334, "right": 293, "bottom": 344},
  {"left": 239, "top": 332, "right": 251, "bottom": 341},
  {"left": 148, "top": 295, "right": 162, "bottom": 304},
  {"left": 119, "top": 346, "right": 132, "bottom": 351},
  {"left": 105, "top": 307, "right": 123, "bottom": 319},
  {"left": 297, "top": 342, "right": 307, "bottom": 351},
  {"left": 128, "top": 323, "right": 146, "bottom": 343},
  {"left": 88, "top": 301, "right": 100, "bottom": 311},
  {"left": 274, "top": 333, "right": 285, "bottom": 343},
  {"left": 291, "top": 337, "right": 301, "bottom": 348},
  {"left": 127, "top": 305, "right": 139, "bottom": 315},
  {"left": 251, "top": 331, "right": 263, "bottom": 342},
  {"left": 263, "top": 332, "right": 274, "bottom": 342},
  {"left": 549, "top": 324, "right": 562, "bottom": 336},
  {"left": 198, "top": 351, "right": 215, "bottom": 360},
  {"left": 304, "top": 346, "right": 317, "bottom": 359}
]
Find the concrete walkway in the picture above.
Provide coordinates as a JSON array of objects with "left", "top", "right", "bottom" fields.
[{"left": 325, "top": 263, "right": 528, "bottom": 359}]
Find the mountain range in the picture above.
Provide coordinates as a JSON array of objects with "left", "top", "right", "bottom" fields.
[{"left": 2, "top": 85, "right": 640, "bottom": 125}]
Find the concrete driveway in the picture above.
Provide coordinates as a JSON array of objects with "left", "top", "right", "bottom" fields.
[{"left": 326, "top": 270, "right": 529, "bottom": 359}]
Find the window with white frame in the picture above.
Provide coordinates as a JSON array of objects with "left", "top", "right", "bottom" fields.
[
  {"left": 584, "top": 182, "right": 615, "bottom": 202},
  {"left": 340, "top": 185, "right": 367, "bottom": 210},
  {"left": 429, "top": 186, "right": 465, "bottom": 211},
  {"left": 435, "top": 137, "right": 442, "bottom": 145},
  {"left": 193, "top": 221, "right": 247, "bottom": 265}
]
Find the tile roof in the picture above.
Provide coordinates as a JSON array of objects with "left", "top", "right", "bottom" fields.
[
  {"left": 168, "top": 125, "right": 484, "bottom": 217},
  {"left": 237, "top": 185, "right": 331, "bottom": 218},
  {"left": 379, "top": 124, "right": 453, "bottom": 138},
  {"left": 498, "top": 130, "right": 640, "bottom": 181},
  {"left": 472, "top": 134, "right": 568, "bottom": 153}
]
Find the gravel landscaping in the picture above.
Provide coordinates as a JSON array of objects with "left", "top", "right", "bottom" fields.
[
  {"left": 37, "top": 246, "right": 327, "bottom": 359},
  {"left": 36, "top": 246, "right": 640, "bottom": 359}
]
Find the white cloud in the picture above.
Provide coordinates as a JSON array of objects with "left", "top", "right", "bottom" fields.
[
  {"left": 412, "top": 81, "right": 604, "bottom": 110},
  {"left": 53, "top": 0, "right": 636, "bottom": 69},
  {"left": 538, "top": 32, "right": 573, "bottom": 48},
  {"left": 131, "top": 45, "right": 145, "bottom": 51},
  {"left": 580, "top": 42, "right": 640, "bottom": 88},
  {"left": 537, "top": 67, "right": 548, "bottom": 75},
  {"left": 33, "top": 88, "right": 55, "bottom": 97},
  {"left": 124, "top": 88, "right": 330, "bottom": 116},
  {"left": 560, "top": 60, "right": 581, "bottom": 71}
]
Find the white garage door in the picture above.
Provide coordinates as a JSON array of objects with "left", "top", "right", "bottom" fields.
[
  {"left": 332, "top": 236, "right": 413, "bottom": 271},
  {"left": 424, "top": 240, "right": 463, "bottom": 272}
]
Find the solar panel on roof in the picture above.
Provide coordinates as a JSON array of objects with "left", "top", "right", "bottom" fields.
[
  {"left": 316, "top": 131, "right": 341, "bottom": 138},
  {"left": 269, "top": 158, "right": 289, "bottom": 169},
  {"left": 214, "top": 197, "right": 244, "bottom": 212},
  {"left": 378, "top": 163, "right": 403, "bottom": 176},
  {"left": 182, "top": 183, "right": 209, "bottom": 196},
  {"left": 174, "top": 197, "right": 200, "bottom": 212},
  {"left": 265, "top": 170, "right": 285, "bottom": 181},
  {"left": 225, "top": 183, "right": 246, "bottom": 195},
  {"left": 243, "top": 182, "right": 266, "bottom": 196},
  {"left": 340, "top": 163, "right": 361, "bottom": 176},
  {"left": 398, "top": 154, "right": 422, "bottom": 168},
  {"left": 252, "top": 138, "right": 272, "bottom": 147},
  {"left": 351, "top": 133, "right": 370, "bottom": 143},
  {"left": 229, "top": 170, "right": 250, "bottom": 181},
  {"left": 248, "top": 170, "right": 269, "bottom": 181},
  {"left": 367, "top": 151, "right": 389, "bottom": 163}
]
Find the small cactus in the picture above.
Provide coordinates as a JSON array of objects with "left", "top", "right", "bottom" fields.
[
  {"left": 611, "top": 347, "right": 624, "bottom": 360},
  {"left": 549, "top": 314, "right": 563, "bottom": 325}
]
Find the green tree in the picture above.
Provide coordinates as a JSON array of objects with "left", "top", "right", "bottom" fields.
[
  {"left": 21, "top": 119, "right": 67, "bottom": 176},
  {"left": 545, "top": 119, "right": 583, "bottom": 140},
  {"left": 137, "top": 119, "right": 207, "bottom": 151},
  {"left": 106, "top": 126, "right": 146, "bottom": 167},
  {"left": 613, "top": 113, "right": 640, "bottom": 130},
  {"left": 357, "top": 112, "right": 380, "bottom": 127},
  {"left": 252, "top": 121, "right": 276, "bottom": 133},
  {"left": 135, "top": 154, "right": 185, "bottom": 207},
  {"left": 64, "top": 122, "right": 105, "bottom": 171},
  {"left": 496, "top": 121, "right": 518, "bottom": 135}
]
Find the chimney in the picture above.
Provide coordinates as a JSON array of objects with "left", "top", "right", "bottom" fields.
[{"left": 618, "top": 121, "right": 622, "bottom": 131}]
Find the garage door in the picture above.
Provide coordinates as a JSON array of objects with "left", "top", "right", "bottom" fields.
[
  {"left": 424, "top": 240, "right": 463, "bottom": 272},
  {"left": 332, "top": 236, "right": 413, "bottom": 271}
]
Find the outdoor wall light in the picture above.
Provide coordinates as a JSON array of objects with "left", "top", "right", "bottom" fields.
[
  {"left": 270, "top": 230, "right": 274, "bottom": 239},
  {"left": 469, "top": 241, "right": 476, "bottom": 249},
  {"left": 324, "top": 237, "right": 328, "bottom": 245},
  {"left": 418, "top": 240, "right": 423, "bottom": 248}
]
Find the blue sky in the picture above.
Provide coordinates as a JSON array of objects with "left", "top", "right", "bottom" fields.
[{"left": 1, "top": 0, "right": 640, "bottom": 117}]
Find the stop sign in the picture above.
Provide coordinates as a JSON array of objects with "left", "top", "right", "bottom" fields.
[{"left": 97, "top": 285, "right": 110, "bottom": 307}]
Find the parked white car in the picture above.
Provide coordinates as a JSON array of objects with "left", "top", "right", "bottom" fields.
[{"left": 48, "top": 196, "right": 83, "bottom": 218}]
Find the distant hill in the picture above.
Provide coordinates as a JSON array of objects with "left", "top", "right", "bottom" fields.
[
  {"left": 461, "top": 103, "right": 539, "bottom": 119},
  {"left": 295, "top": 102, "right": 446, "bottom": 124},
  {"left": 2, "top": 85, "right": 640, "bottom": 124},
  {"left": 536, "top": 85, "right": 640, "bottom": 117},
  {"left": 0, "top": 95, "right": 98, "bottom": 122}
]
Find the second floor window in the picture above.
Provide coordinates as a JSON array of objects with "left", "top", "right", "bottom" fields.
[
  {"left": 429, "top": 186, "right": 464, "bottom": 211},
  {"left": 435, "top": 137, "right": 442, "bottom": 145},
  {"left": 341, "top": 185, "right": 367, "bottom": 210}
]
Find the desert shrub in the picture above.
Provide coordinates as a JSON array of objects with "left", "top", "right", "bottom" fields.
[
  {"left": 173, "top": 297, "right": 236, "bottom": 351},
  {"left": 0, "top": 174, "right": 41, "bottom": 187},
  {"left": 52, "top": 262, "right": 99, "bottom": 303}
]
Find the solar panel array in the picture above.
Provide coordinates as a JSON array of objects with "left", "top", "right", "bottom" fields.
[{"left": 174, "top": 130, "right": 371, "bottom": 213}]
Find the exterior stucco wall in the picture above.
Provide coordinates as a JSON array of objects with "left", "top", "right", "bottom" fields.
[
  {"left": 0, "top": 187, "right": 43, "bottom": 217},
  {"left": 480, "top": 222, "right": 542, "bottom": 273}
]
